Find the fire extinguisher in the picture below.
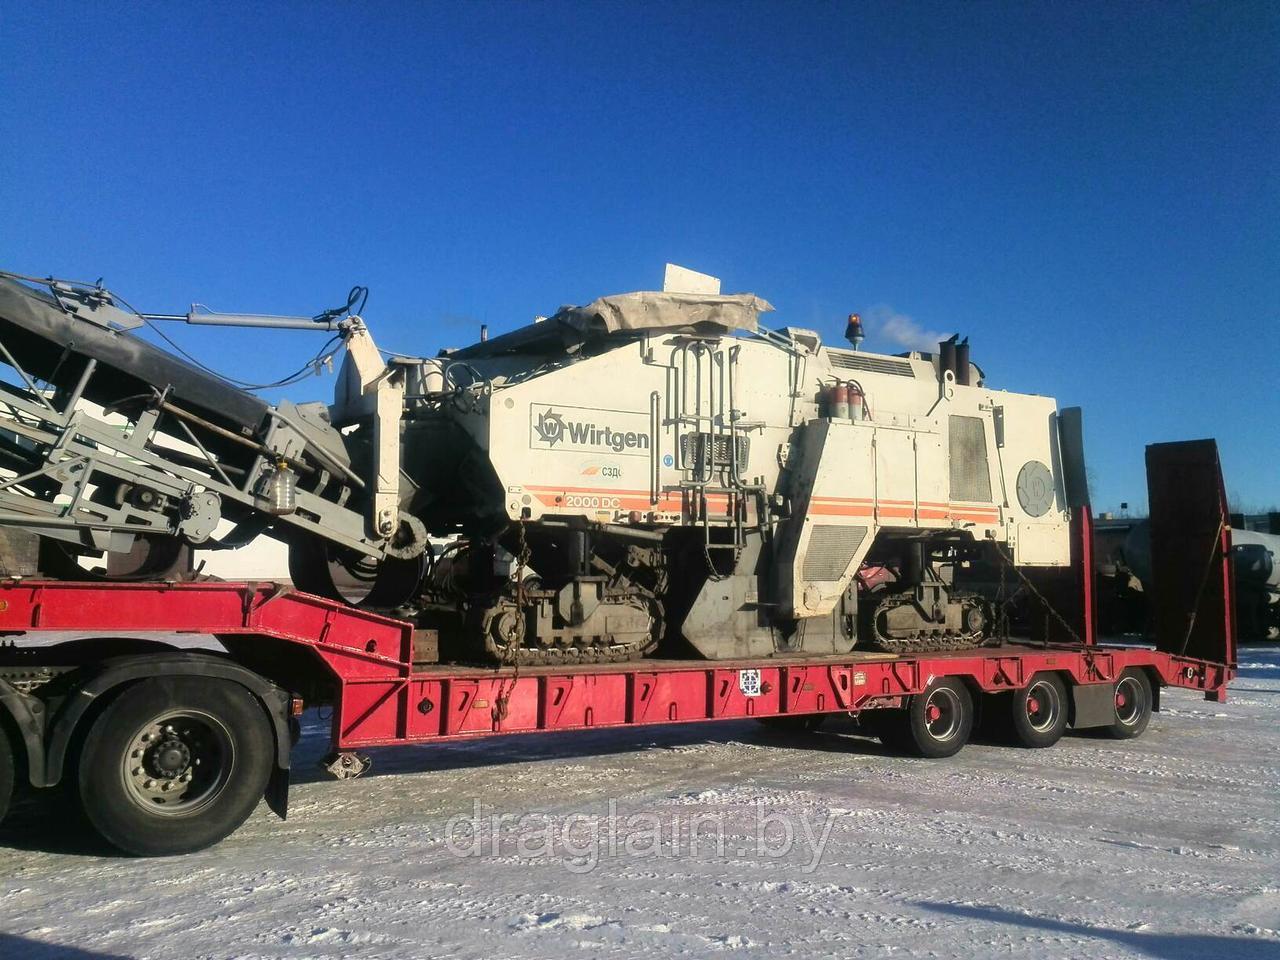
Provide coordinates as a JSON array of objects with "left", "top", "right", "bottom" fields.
[{"left": 829, "top": 382, "right": 850, "bottom": 419}]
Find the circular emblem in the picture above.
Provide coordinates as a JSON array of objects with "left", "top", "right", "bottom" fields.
[
  {"left": 1016, "top": 460, "right": 1055, "bottom": 517},
  {"left": 662, "top": 454, "right": 674, "bottom": 467}
]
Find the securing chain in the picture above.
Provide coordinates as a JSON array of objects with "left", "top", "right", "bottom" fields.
[
  {"left": 990, "top": 539, "right": 1085, "bottom": 647},
  {"left": 991, "top": 551, "right": 1030, "bottom": 644},
  {"left": 1178, "top": 518, "right": 1226, "bottom": 657},
  {"left": 492, "top": 519, "right": 531, "bottom": 723},
  {"left": 994, "top": 551, "right": 1010, "bottom": 642}
]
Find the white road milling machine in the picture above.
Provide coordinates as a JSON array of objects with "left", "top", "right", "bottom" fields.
[
  {"left": 402, "top": 268, "right": 1088, "bottom": 663},
  {"left": 0, "top": 267, "right": 1088, "bottom": 665}
]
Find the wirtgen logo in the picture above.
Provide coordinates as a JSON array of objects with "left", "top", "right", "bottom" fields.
[
  {"left": 534, "top": 408, "right": 568, "bottom": 446},
  {"left": 529, "top": 404, "right": 651, "bottom": 457}
]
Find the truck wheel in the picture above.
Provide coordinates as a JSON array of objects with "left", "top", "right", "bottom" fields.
[
  {"left": 0, "top": 730, "right": 14, "bottom": 826},
  {"left": 1103, "top": 669, "right": 1153, "bottom": 740},
  {"left": 757, "top": 715, "right": 825, "bottom": 734},
  {"left": 1009, "top": 673, "right": 1068, "bottom": 748},
  {"left": 886, "top": 679, "right": 974, "bottom": 759},
  {"left": 77, "top": 677, "right": 274, "bottom": 856}
]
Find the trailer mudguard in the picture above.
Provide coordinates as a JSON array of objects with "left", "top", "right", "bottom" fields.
[{"left": 0, "top": 678, "right": 47, "bottom": 785}]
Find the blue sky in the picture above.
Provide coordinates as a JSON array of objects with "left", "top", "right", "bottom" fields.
[{"left": 2, "top": 1, "right": 1276, "bottom": 511}]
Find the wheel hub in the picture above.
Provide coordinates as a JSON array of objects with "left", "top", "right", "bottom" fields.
[
  {"left": 149, "top": 737, "right": 191, "bottom": 779},
  {"left": 964, "top": 603, "right": 987, "bottom": 635},
  {"left": 1115, "top": 677, "right": 1143, "bottom": 725},
  {"left": 485, "top": 603, "right": 526, "bottom": 650},
  {"left": 122, "top": 711, "right": 233, "bottom": 815},
  {"left": 923, "top": 688, "right": 961, "bottom": 741}
]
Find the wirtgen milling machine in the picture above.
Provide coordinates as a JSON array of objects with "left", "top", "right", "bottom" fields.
[{"left": 0, "top": 268, "right": 1086, "bottom": 665}]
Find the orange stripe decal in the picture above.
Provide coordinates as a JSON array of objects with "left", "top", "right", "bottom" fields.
[{"left": 525, "top": 485, "right": 999, "bottom": 524}]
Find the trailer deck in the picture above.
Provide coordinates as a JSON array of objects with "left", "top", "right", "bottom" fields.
[
  {"left": 0, "top": 577, "right": 1233, "bottom": 756},
  {"left": 0, "top": 440, "right": 1239, "bottom": 855}
]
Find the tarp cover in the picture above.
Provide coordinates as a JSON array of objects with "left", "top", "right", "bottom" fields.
[{"left": 556, "top": 291, "right": 774, "bottom": 335}]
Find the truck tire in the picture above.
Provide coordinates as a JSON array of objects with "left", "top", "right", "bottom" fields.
[
  {"left": 1103, "top": 669, "right": 1153, "bottom": 740},
  {"left": 882, "top": 678, "right": 973, "bottom": 759},
  {"left": 0, "top": 729, "right": 13, "bottom": 826},
  {"left": 77, "top": 676, "right": 274, "bottom": 856},
  {"left": 1009, "top": 673, "right": 1069, "bottom": 748}
]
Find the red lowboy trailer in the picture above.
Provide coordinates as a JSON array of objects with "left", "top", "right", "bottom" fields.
[{"left": 0, "top": 442, "right": 1238, "bottom": 856}]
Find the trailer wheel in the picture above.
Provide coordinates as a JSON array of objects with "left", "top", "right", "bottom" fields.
[
  {"left": 77, "top": 677, "right": 274, "bottom": 856},
  {"left": 884, "top": 679, "right": 974, "bottom": 759},
  {"left": 0, "top": 729, "right": 14, "bottom": 826},
  {"left": 1103, "top": 669, "right": 1153, "bottom": 740},
  {"left": 1009, "top": 673, "right": 1068, "bottom": 748}
]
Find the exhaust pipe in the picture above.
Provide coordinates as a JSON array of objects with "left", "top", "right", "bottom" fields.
[
  {"left": 955, "top": 337, "right": 970, "bottom": 386},
  {"left": 938, "top": 336, "right": 957, "bottom": 383}
]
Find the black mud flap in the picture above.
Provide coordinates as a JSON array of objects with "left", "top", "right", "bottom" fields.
[
  {"left": 1145, "top": 440, "right": 1236, "bottom": 667},
  {"left": 266, "top": 765, "right": 289, "bottom": 821}
]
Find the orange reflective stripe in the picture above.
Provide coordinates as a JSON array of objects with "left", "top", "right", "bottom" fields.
[{"left": 526, "top": 485, "right": 1000, "bottom": 523}]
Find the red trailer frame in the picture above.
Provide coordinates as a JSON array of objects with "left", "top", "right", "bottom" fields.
[
  {"left": 0, "top": 440, "right": 1238, "bottom": 854},
  {"left": 0, "top": 575, "right": 1233, "bottom": 756}
]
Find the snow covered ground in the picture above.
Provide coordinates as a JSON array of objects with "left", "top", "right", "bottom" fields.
[{"left": 2, "top": 647, "right": 1277, "bottom": 960}]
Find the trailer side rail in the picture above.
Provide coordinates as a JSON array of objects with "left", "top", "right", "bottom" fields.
[{"left": 0, "top": 580, "right": 1234, "bottom": 750}]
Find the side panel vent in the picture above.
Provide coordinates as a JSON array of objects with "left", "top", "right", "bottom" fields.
[
  {"left": 828, "top": 352, "right": 916, "bottom": 378},
  {"left": 802, "top": 524, "right": 868, "bottom": 582},
  {"left": 949, "top": 415, "right": 993, "bottom": 502},
  {"left": 680, "top": 433, "right": 749, "bottom": 468}
]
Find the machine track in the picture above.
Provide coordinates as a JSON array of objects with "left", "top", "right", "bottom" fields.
[
  {"left": 864, "top": 593, "right": 992, "bottom": 655},
  {"left": 868, "top": 632, "right": 989, "bottom": 655},
  {"left": 472, "top": 593, "right": 662, "bottom": 667},
  {"left": 494, "top": 639, "right": 655, "bottom": 668}
]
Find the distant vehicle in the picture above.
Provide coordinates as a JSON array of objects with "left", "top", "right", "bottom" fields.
[{"left": 1095, "top": 517, "right": 1278, "bottom": 642}]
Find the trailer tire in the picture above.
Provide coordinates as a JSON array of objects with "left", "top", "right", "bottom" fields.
[
  {"left": 77, "top": 676, "right": 274, "bottom": 856},
  {"left": 0, "top": 729, "right": 13, "bottom": 826},
  {"left": 1009, "top": 673, "right": 1069, "bottom": 748},
  {"left": 1103, "top": 669, "right": 1153, "bottom": 740},
  {"left": 886, "top": 679, "right": 974, "bottom": 759}
]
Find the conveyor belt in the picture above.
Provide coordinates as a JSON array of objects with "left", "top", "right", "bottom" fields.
[{"left": 0, "top": 276, "right": 268, "bottom": 433}]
